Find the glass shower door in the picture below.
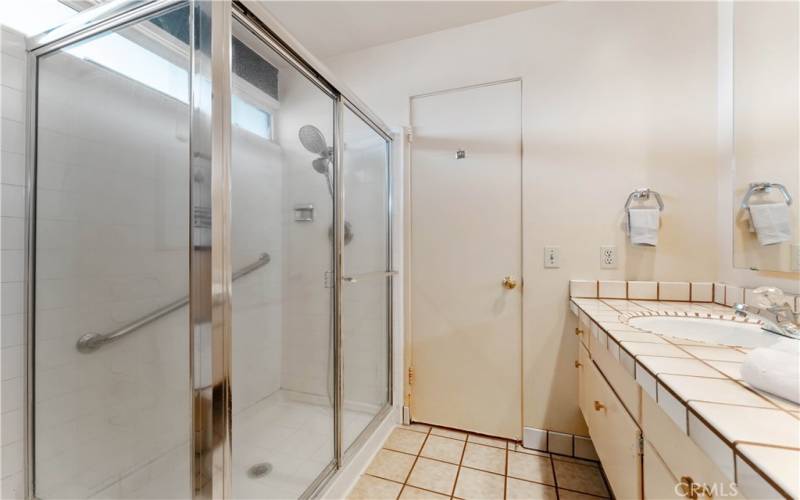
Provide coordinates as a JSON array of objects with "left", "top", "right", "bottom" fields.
[
  {"left": 33, "top": 5, "right": 192, "bottom": 498},
  {"left": 229, "top": 16, "right": 336, "bottom": 499},
  {"left": 340, "top": 104, "right": 392, "bottom": 452}
]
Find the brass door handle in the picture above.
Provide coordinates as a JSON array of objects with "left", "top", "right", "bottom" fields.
[
  {"left": 575, "top": 328, "right": 583, "bottom": 336},
  {"left": 502, "top": 276, "right": 518, "bottom": 289},
  {"left": 594, "top": 401, "right": 606, "bottom": 411},
  {"left": 574, "top": 360, "right": 582, "bottom": 368}
]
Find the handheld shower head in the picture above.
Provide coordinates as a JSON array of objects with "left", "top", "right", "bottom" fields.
[
  {"left": 299, "top": 124, "right": 334, "bottom": 197},
  {"left": 298, "top": 125, "right": 329, "bottom": 156},
  {"left": 312, "top": 157, "right": 330, "bottom": 175}
]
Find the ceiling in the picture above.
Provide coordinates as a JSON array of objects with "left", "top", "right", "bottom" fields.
[{"left": 264, "top": 1, "right": 551, "bottom": 58}]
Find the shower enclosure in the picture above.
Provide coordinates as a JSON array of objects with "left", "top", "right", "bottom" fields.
[{"left": 24, "top": 1, "right": 393, "bottom": 498}]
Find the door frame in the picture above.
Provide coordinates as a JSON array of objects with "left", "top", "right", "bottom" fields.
[{"left": 405, "top": 78, "right": 525, "bottom": 435}]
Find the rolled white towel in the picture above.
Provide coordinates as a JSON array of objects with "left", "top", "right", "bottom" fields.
[
  {"left": 748, "top": 202, "right": 792, "bottom": 246},
  {"left": 741, "top": 347, "right": 800, "bottom": 404},
  {"left": 628, "top": 208, "right": 660, "bottom": 246}
]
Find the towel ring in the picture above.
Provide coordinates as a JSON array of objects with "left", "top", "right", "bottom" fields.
[
  {"left": 740, "top": 182, "right": 793, "bottom": 209},
  {"left": 624, "top": 188, "right": 664, "bottom": 212}
]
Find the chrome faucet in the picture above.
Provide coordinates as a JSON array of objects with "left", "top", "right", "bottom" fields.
[{"left": 734, "top": 287, "right": 800, "bottom": 340}]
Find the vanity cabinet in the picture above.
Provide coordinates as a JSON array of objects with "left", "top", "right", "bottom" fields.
[
  {"left": 644, "top": 441, "right": 682, "bottom": 499},
  {"left": 641, "top": 391, "right": 741, "bottom": 498},
  {"left": 578, "top": 343, "right": 643, "bottom": 499},
  {"left": 577, "top": 335, "right": 742, "bottom": 499}
]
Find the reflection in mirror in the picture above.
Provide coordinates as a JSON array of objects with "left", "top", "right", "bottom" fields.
[{"left": 732, "top": 1, "right": 800, "bottom": 272}]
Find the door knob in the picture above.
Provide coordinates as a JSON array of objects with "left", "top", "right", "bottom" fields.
[
  {"left": 594, "top": 401, "right": 606, "bottom": 411},
  {"left": 502, "top": 276, "right": 518, "bottom": 289}
]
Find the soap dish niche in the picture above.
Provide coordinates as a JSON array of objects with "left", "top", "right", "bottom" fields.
[{"left": 294, "top": 204, "right": 315, "bottom": 222}]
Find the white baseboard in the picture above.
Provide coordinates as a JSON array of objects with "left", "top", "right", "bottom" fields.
[
  {"left": 319, "top": 405, "right": 402, "bottom": 499},
  {"left": 522, "top": 426, "right": 599, "bottom": 461}
]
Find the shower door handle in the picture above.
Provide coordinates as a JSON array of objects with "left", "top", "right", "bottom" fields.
[{"left": 342, "top": 271, "right": 398, "bottom": 283}]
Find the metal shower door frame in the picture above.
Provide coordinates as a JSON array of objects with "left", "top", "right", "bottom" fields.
[{"left": 23, "top": 1, "right": 395, "bottom": 498}]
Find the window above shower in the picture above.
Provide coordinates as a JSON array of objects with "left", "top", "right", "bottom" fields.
[{"left": 20, "top": 1, "right": 277, "bottom": 140}]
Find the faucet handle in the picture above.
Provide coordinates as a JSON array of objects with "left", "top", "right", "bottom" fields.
[{"left": 752, "top": 286, "right": 789, "bottom": 308}]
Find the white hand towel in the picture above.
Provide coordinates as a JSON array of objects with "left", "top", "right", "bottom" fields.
[
  {"left": 748, "top": 202, "right": 792, "bottom": 246},
  {"left": 741, "top": 347, "right": 800, "bottom": 404},
  {"left": 628, "top": 208, "right": 660, "bottom": 246}
]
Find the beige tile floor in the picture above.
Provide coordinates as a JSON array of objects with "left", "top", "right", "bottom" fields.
[{"left": 348, "top": 424, "right": 611, "bottom": 500}]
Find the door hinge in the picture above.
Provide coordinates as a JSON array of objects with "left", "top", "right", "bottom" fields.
[
  {"left": 638, "top": 434, "right": 644, "bottom": 455},
  {"left": 408, "top": 366, "right": 415, "bottom": 385},
  {"left": 406, "top": 128, "right": 414, "bottom": 143}
]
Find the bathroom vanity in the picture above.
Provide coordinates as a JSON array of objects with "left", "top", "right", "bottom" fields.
[{"left": 569, "top": 288, "right": 799, "bottom": 499}]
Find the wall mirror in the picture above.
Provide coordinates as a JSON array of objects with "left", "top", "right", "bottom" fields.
[{"left": 732, "top": 1, "right": 799, "bottom": 272}]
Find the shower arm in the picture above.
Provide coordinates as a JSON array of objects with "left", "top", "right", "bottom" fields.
[{"left": 75, "top": 252, "right": 271, "bottom": 353}]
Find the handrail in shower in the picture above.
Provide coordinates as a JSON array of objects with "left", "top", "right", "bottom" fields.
[{"left": 75, "top": 252, "right": 271, "bottom": 353}]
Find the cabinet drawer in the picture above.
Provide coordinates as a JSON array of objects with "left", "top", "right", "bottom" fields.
[
  {"left": 590, "top": 330, "right": 641, "bottom": 422},
  {"left": 641, "top": 392, "right": 741, "bottom": 498},
  {"left": 580, "top": 358, "right": 642, "bottom": 499},
  {"left": 644, "top": 440, "right": 682, "bottom": 499}
]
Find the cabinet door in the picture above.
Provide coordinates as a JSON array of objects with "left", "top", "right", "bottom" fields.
[
  {"left": 582, "top": 360, "right": 642, "bottom": 499},
  {"left": 644, "top": 440, "right": 682, "bottom": 499}
]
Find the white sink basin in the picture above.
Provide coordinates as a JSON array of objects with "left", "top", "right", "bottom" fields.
[{"left": 628, "top": 316, "right": 799, "bottom": 350}]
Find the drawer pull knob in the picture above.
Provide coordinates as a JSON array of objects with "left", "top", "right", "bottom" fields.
[
  {"left": 575, "top": 328, "right": 583, "bottom": 336},
  {"left": 575, "top": 360, "right": 582, "bottom": 368},
  {"left": 593, "top": 401, "right": 606, "bottom": 411},
  {"left": 678, "top": 476, "right": 713, "bottom": 499}
]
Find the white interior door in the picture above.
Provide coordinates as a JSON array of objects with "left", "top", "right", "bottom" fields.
[{"left": 409, "top": 80, "right": 522, "bottom": 439}]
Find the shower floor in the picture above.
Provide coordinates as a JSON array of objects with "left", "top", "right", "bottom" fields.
[
  {"left": 84, "top": 390, "right": 376, "bottom": 499},
  {"left": 232, "top": 390, "right": 377, "bottom": 499}
]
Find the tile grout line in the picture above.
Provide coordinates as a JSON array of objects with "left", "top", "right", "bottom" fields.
[
  {"left": 549, "top": 452, "right": 560, "bottom": 500},
  {"left": 449, "top": 432, "right": 469, "bottom": 499},
  {"left": 365, "top": 473, "right": 458, "bottom": 498},
  {"left": 503, "top": 443, "right": 509, "bottom": 500},
  {"left": 396, "top": 426, "right": 432, "bottom": 500}
]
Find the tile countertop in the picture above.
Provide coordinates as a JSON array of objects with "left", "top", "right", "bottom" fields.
[{"left": 569, "top": 298, "right": 800, "bottom": 499}]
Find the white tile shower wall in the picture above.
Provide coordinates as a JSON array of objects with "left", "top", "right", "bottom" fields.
[
  {"left": 1, "top": 26, "right": 27, "bottom": 499},
  {"left": 279, "top": 71, "right": 337, "bottom": 400},
  {"left": 31, "top": 52, "right": 193, "bottom": 498}
]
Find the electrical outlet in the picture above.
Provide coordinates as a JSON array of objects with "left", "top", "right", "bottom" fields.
[
  {"left": 544, "top": 246, "right": 560, "bottom": 268},
  {"left": 600, "top": 245, "right": 617, "bottom": 269}
]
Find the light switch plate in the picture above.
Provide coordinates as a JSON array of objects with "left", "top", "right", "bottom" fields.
[
  {"left": 544, "top": 246, "right": 560, "bottom": 268},
  {"left": 600, "top": 245, "right": 617, "bottom": 269}
]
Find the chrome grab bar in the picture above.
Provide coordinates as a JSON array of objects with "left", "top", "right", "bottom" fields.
[
  {"left": 76, "top": 252, "right": 271, "bottom": 353},
  {"left": 342, "top": 270, "right": 398, "bottom": 284}
]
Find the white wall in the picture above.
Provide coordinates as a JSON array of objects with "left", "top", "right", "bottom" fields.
[
  {"left": 325, "top": 1, "right": 722, "bottom": 435},
  {"left": 1, "top": 25, "right": 28, "bottom": 500}
]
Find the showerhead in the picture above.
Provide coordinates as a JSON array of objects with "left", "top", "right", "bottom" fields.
[
  {"left": 298, "top": 125, "right": 329, "bottom": 156},
  {"left": 312, "top": 157, "right": 330, "bottom": 175}
]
